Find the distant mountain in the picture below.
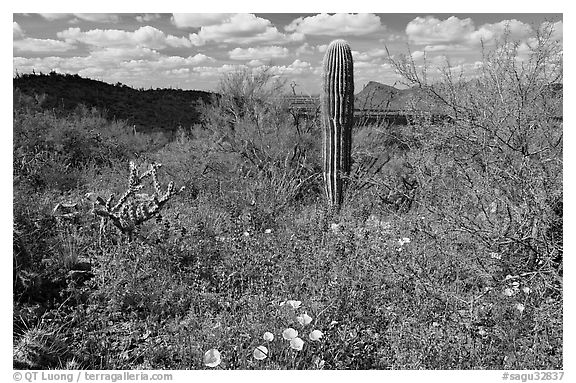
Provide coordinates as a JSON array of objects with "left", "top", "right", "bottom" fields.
[
  {"left": 13, "top": 72, "right": 214, "bottom": 133},
  {"left": 355, "top": 81, "right": 433, "bottom": 112}
]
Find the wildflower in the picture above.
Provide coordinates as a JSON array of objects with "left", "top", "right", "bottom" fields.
[
  {"left": 263, "top": 332, "right": 274, "bottom": 342},
  {"left": 398, "top": 237, "right": 411, "bottom": 246},
  {"left": 282, "top": 328, "right": 298, "bottom": 340},
  {"left": 264, "top": 228, "right": 272, "bottom": 234},
  {"left": 203, "top": 348, "right": 221, "bottom": 368},
  {"left": 478, "top": 328, "right": 487, "bottom": 336},
  {"left": 329, "top": 320, "right": 339, "bottom": 327},
  {"left": 516, "top": 303, "right": 525, "bottom": 313},
  {"left": 297, "top": 313, "right": 313, "bottom": 326},
  {"left": 330, "top": 223, "right": 341, "bottom": 233},
  {"left": 490, "top": 252, "right": 501, "bottom": 260},
  {"left": 522, "top": 286, "right": 531, "bottom": 294},
  {"left": 253, "top": 345, "right": 268, "bottom": 360},
  {"left": 503, "top": 288, "right": 515, "bottom": 297},
  {"left": 309, "top": 330, "right": 323, "bottom": 341},
  {"left": 283, "top": 300, "right": 301, "bottom": 309},
  {"left": 243, "top": 231, "right": 250, "bottom": 237},
  {"left": 432, "top": 321, "right": 440, "bottom": 327},
  {"left": 290, "top": 337, "right": 304, "bottom": 351}
]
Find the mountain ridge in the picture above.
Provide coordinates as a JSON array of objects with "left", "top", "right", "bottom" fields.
[{"left": 13, "top": 72, "right": 214, "bottom": 133}]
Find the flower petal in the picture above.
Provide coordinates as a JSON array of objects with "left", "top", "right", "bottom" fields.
[
  {"left": 203, "top": 349, "right": 221, "bottom": 368},
  {"left": 297, "top": 313, "right": 313, "bottom": 326},
  {"left": 290, "top": 337, "right": 304, "bottom": 351},
  {"left": 253, "top": 345, "right": 268, "bottom": 360},
  {"left": 282, "top": 328, "right": 298, "bottom": 340},
  {"left": 309, "top": 330, "right": 323, "bottom": 341},
  {"left": 263, "top": 332, "right": 274, "bottom": 342},
  {"left": 286, "top": 300, "right": 302, "bottom": 309}
]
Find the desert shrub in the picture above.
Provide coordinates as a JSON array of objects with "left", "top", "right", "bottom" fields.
[
  {"left": 379, "top": 22, "right": 563, "bottom": 368},
  {"left": 13, "top": 94, "right": 168, "bottom": 192},
  {"left": 192, "top": 66, "right": 322, "bottom": 212},
  {"left": 390, "top": 23, "right": 563, "bottom": 274}
]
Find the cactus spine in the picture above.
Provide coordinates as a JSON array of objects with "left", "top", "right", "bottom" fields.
[{"left": 321, "top": 39, "right": 354, "bottom": 207}]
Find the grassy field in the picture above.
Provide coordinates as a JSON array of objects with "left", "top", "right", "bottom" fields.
[{"left": 13, "top": 32, "right": 562, "bottom": 370}]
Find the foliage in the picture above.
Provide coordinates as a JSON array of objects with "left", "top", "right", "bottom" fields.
[{"left": 13, "top": 72, "right": 213, "bottom": 133}]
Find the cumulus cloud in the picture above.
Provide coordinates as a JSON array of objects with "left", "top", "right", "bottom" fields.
[
  {"left": 37, "top": 13, "right": 70, "bottom": 21},
  {"left": 295, "top": 42, "right": 315, "bottom": 56},
  {"left": 247, "top": 59, "right": 267, "bottom": 67},
  {"left": 14, "top": 50, "right": 216, "bottom": 88},
  {"left": 136, "top": 14, "right": 162, "bottom": 23},
  {"left": 73, "top": 14, "right": 121, "bottom": 23},
  {"left": 406, "top": 16, "right": 540, "bottom": 48},
  {"left": 469, "top": 19, "right": 533, "bottom": 44},
  {"left": 267, "top": 60, "right": 314, "bottom": 76},
  {"left": 193, "top": 64, "right": 246, "bottom": 78},
  {"left": 14, "top": 22, "right": 24, "bottom": 39},
  {"left": 188, "top": 13, "right": 303, "bottom": 46},
  {"left": 540, "top": 20, "right": 563, "bottom": 41},
  {"left": 352, "top": 48, "right": 388, "bottom": 62},
  {"left": 57, "top": 26, "right": 192, "bottom": 49},
  {"left": 38, "top": 13, "right": 120, "bottom": 23},
  {"left": 88, "top": 47, "right": 162, "bottom": 62},
  {"left": 406, "top": 16, "right": 475, "bottom": 45},
  {"left": 410, "top": 50, "right": 425, "bottom": 61},
  {"left": 285, "top": 13, "right": 383, "bottom": 36},
  {"left": 14, "top": 38, "right": 75, "bottom": 53},
  {"left": 172, "top": 13, "right": 234, "bottom": 28},
  {"left": 229, "top": 46, "right": 289, "bottom": 60}
]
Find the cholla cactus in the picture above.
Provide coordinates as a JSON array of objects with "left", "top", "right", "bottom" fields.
[
  {"left": 321, "top": 39, "right": 354, "bottom": 207},
  {"left": 92, "top": 161, "right": 184, "bottom": 237}
]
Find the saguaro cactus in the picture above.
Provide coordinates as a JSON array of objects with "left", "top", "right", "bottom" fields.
[{"left": 321, "top": 39, "right": 354, "bottom": 207}]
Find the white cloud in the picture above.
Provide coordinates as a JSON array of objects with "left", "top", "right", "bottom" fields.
[
  {"left": 285, "top": 13, "right": 383, "bottom": 36},
  {"left": 469, "top": 19, "right": 533, "bottom": 44},
  {"left": 406, "top": 16, "right": 476, "bottom": 45},
  {"left": 171, "top": 13, "right": 234, "bottom": 28},
  {"left": 229, "top": 46, "right": 289, "bottom": 60},
  {"left": 136, "top": 14, "right": 162, "bottom": 23},
  {"left": 13, "top": 38, "right": 75, "bottom": 53},
  {"left": 88, "top": 47, "right": 162, "bottom": 62},
  {"left": 247, "top": 59, "right": 266, "bottom": 67},
  {"left": 57, "top": 26, "right": 192, "bottom": 49},
  {"left": 352, "top": 48, "right": 388, "bottom": 62},
  {"left": 37, "top": 13, "right": 70, "bottom": 21},
  {"left": 38, "top": 13, "right": 120, "bottom": 23},
  {"left": 13, "top": 22, "right": 24, "bottom": 39},
  {"left": 164, "top": 68, "right": 190, "bottom": 76},
  {"left": 14, "top": 50, "right": 216, "bottom": 88},
  {"left": 73, "top": 14, "right": 121, "bottom": 23},
  {"left": 406, "top": 16, "right": 540, "bottom": 48},
  {"left": 411, "top": 50, "right": 425, "bottom": 61},
  {"left": 267, "top": 59, "right": 314, "bottom": 76},
  {"left": 548, "top": 21, "right": 563, "bottom": 41},
  {"left": 189, "top": 13, "right": 303, "bottom": 46},
  {"left": 423, "top": 44, "right": 470, "bottom": 52},
  {"left": 193, "top": 64, "right": 247, "bottom": 78},
  {"left": 295, "top": 42, "right": 315, "bottom": 56}
]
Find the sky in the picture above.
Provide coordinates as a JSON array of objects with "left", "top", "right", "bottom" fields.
[{"left": 13, "top": 13, "right": 563, "bottom": 94}]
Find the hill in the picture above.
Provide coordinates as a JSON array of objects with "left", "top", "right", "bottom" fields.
[
  {"left": 355, "top": 81, "right": 433, "bottom": 112},
  {"left": 13, "top": 72, "right": 214, "bottom": 133}
]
